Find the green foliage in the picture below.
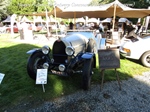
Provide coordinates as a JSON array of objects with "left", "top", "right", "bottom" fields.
[
  {"left": 6, "top": 0, "right": 54, "bottom": 15},
  {"left": 89, "top": 0, "right": 100, "bottom": 6},
  {"left": 118, "top": 0, "right": 150, "bottom": 8},
  {"left": 89, "top": 0, "right": 150, "bottom": 8},
  {"left": 0, "top": 0, "right": 10, "bottom": 21},
  {"left": 7, "top": 0, "right": 35, "bottom": 15}
]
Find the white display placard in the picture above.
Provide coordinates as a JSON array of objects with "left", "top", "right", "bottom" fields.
[
  {"left": 0, "top": 73, "right": 5, "bottom": 84},
  {"left": 112, "top": 31, "right": 119, "bottom": 39},
  {"left": 36, "top": 69, "right": 48, "bottom": 84}
]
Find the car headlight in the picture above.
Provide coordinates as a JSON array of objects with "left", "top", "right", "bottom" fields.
[
  {"left": 65, "top": 46, "right": 75, "bottom": 56},
  {"left": 43, "top": 63, "right": 49, "bottom": 69},
  {"left": 59, "top": 64, "right": 65, "bottom": 72},
  {"left": 42, "top": 45, "right": 50, "bottom": 54}
]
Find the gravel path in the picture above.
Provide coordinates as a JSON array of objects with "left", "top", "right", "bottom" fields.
[{"left": 28, "top": 71, "right": 150, "bottom": 112}]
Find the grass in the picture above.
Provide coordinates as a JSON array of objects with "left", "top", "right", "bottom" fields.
[{"left": 0, "top": 34, "right": 149, "bottom": 111}]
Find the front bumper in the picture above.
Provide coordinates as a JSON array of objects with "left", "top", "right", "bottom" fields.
[{"left": 119, "top": 49, "right": 127, "bottom": 57}]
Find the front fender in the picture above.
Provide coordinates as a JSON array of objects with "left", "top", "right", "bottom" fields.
[
  {"left": 81, "top": 52, "right": 94, "bottom": 59},
  {"left": 26, "top": 48, "right": 41, "bottom": 54}
]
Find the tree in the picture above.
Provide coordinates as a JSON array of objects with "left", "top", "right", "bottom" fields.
[
  {"left": 33, "top": 0, "right": 54, "bottom": 12},
  {"left": 119, "top": 0, "right": 150, "bottom": 8},
  {"left": 7, "top": 0, "right": 35, "bottom": 15},
  {"left": 89, "top": 0, "right": 150, "bottom": 8},
  {"left": 89, "top": 0, "right": 100, "bottom": 6},
  {"left": 0, "top": 0, "right": 10, "bottom": 21},
  {"left": 7, "top": 0, "right": 54, "bottom": 16}
]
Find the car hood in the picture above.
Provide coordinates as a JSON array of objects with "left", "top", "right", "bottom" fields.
[{"left": 120, "top": 36, "right": 150, "bottom": 50}]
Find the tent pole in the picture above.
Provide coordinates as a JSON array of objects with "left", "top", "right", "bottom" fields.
[
  {"left": 11, "top": 14, "right": 16, "bottom": 38},
  {"left": 45, "top": 7, "right": 50, "bottom": 37},
  {"left": 54, "top": 5, "right": 58, "bottom": 37},
  {"left": 74, "top": 12, "right": 76, "bottom": 29},
  {"left": 112, "top": 0, "right": 117, "bottom": 32}
]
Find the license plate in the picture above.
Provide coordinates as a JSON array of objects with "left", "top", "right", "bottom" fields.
[{"left": 51, "top": 70, "right": 63, "bottom": 75}]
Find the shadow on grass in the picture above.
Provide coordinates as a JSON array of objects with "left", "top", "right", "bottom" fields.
[{"left": 0, "top": 42, "right": 149, "bottom": 111}]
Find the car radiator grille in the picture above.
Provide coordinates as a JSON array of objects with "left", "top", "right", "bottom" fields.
[{"left": 52, "top": 40, "right": 67, "bottom": 64}]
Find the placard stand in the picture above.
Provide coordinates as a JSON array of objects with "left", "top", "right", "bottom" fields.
[
  {"left": 100, "top": 68, "right": 121, "bottom": 90},
  {"left": 42, "top": 84, "right": 45, "bottom": 92},
  {"left": 98, "top": 48, "right": 121, "bottom": 90},
  {"left": 36, "top": 69, "right": 48, "bottom": 92}
]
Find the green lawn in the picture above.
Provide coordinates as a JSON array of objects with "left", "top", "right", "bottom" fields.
[{"left": 0, "top": 34, "right": 149, "bottom": 111}]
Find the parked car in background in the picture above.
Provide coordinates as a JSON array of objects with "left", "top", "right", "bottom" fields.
[
  {"left": 28, "top": 26, "right": 42, "bottom": 32},
  {"left": 6, "top": 26, "right": 18, "bottom": 33},
  {"left": 5, "top": 25, "right": 42, "bottom": 33},
  {"left": 119, "top": 30, "right": 150, "bottom": 67}
]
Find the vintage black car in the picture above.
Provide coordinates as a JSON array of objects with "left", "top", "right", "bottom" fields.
[{"left": 27, "top": 30, "right": 98, "bottom": 90}]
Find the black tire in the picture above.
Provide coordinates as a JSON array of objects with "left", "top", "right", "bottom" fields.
[
  {"left": 141, "top": 51, "right": 150, "bottom": 68},
  {"left": 82, "top": 58, "right": 93, "bottom": 90},
  {"left": 27, "top": 52, "right": 46, "bottom": 80}
]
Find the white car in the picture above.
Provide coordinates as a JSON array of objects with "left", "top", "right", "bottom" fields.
[{"left": 119, "top": 30, "right": 150, "bottom": 67}]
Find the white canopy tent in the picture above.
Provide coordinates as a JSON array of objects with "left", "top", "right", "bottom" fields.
[
  {"left": 76, "top": 18, "right": 85, "bottom": 23},
  {"left": 34, "top": 16, "right": 45, "bottom": 23},
  {"left": 87, "top": 18, "right": 99, "bottom": 23},
  {"left": 50, "top": 0, "right": 150, "bottom": 31},
  {"left": 2, "top": 15, "right": 17, "bottom": 23},
  {"left": 2, "top": 16, "right": 11, "bottom": 23},
  {"left": 24, "top": 0, "right": 150, "bottom": 34},
  {"left": 101, "top": 18, "right": 112, "bottom": 23},
  {"left": 118, "top": 18, "right": 131, "bottom": 23},
  {"left": 21, "top": 16, "right": 32, "bottom": 23}
]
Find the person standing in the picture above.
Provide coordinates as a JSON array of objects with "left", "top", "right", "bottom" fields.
[
  {"left": 127, "top": 22, "right": 134, "bottom": 34},
  {"left": 123, "top": 21, "right": 127, "bottom": 36},
  {"left": 21, "top": 20, "right": 29, "bottom": 40},
  {"left": 99, "top": 22, "right": 104, "bottom": 33},
  {"left": 0, "top": 22, "right": 3, "bottom": 27},
  {"left": 59, "top": 21, "right": 66, "bottom": 35},
  {"left": 69, "top": 22, "right": 73, "bottom": 30},
  {"left": 16, "top": 19, "right": 23, "bottom": 40},
  {"left": 76, "top": 22, "right": 80, "bottom": 29},
  {"left": 136, "top": 22, "right": 141, "bottom": 34}
]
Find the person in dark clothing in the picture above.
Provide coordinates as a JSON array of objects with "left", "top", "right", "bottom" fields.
[
  {"left": 127, "top": 23, "right": 134, "bottom": 34},
  {"left": 69, "top": 22, "right": 73, "bottom": 30},
  {"left": 107, "top": 23, "right": 111, "bottom": 30},
  {"left": 123, "top": 21, "right": 127, "bottom": 36},
  {"left": 136, "top": 22, "right": 141, "bottom": 34}
]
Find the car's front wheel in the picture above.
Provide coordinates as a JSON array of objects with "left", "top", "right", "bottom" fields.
[
  {"left": 141, "top": 51, "right": 150, "bottom": 68},
  {"left": 27, "top": 52, "right": 47, "bottom": 80},
  {"left": 82, "top": 58, "right": 93, "bottom": 90}
]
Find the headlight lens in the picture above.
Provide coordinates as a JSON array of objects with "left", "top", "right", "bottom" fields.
[
  {"left": 123, "top": 48, "right": 130, "bottom": 53},
  {"left": 65, "top": 46, "right": 75, "bottom": 56},
  {"left": 43, "top": 63, "right": 49, "bottom": 69},
  {"left": 59, "top": 64, "right": 65, "bottom": 72},
  {"left": 42, "top": 45, "right": 50, "bottom": 54}
]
